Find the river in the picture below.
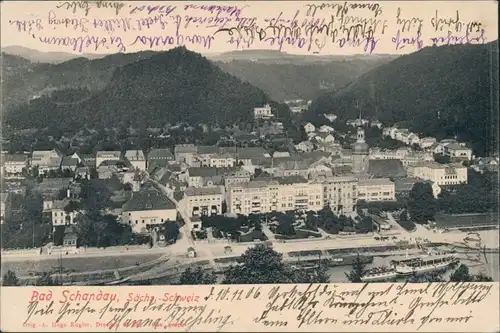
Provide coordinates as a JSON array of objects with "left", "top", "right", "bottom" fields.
[{"left": 327, "top": 252, "right": 499, "bottom": 282}]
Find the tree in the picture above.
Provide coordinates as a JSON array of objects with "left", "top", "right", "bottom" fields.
[
  {"left": 222, "top": 245, "right": 328, "bottom": 284},
  {"left": 178, "top": 267, "right": 216, "bottom": 285},
  {"left": 2, "top": 270, "right": 19, "bottom": 286},
  {"left": 163, "top": 222, "right": 180, "bottom": 243},
  {"left": 406, "top": 271, "right": 445, "bottom": 283},
  {"left": 408, "top": 182, "right": 436, "bottom": 223},
  {"left": 449, "top": 264, "right": 493, "bottom": 282},
  {"left": 345, "top": 254, "right": 368, "bottom": 283}
]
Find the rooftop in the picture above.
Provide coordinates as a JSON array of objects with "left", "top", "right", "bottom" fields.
[
  {"left": 368, "top": 159, "right": 407, "bottom": 178},
  {"left": 96, "top": 151, "right": 121, "bottom": 158},
  {"left": 276, "top": 175, "right": 308, "bottom": 185},
  {"left": 358, "top": 178, "right": 394, "bottom": 186},
  {"left": 184, "top": 186, "right": 223, "bottom": 196},
  {"left": 148, "top": 148, "right": 174, "bottom": 160},
  {"left": 61, "top": 157, "right": 79, "bottom": 167},
  {"left": 3, "top": 154, "right": 28, "bottom": 163},
  {"left": 122, "top": 188, "right": 176, "bottom": 211},
  {"left": 124, "top": 150, "right": 145, "bottom": 161}
]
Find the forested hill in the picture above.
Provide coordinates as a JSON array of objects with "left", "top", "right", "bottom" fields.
[
  {"left": 306, "top": 41, "right": 499, "bottom": 156},
  {"left": 1, "top": 51, "right": 157, "bottom": 113},
  {"left": 5, "top": 47, "right": 273, "bottom": 130},
  {"left": 216, "top": 57, "right": 395, "bottom": 101}
]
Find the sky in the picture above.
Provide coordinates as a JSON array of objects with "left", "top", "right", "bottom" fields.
[{"left": 1, "top": 1, "right": 498, "bottom": 56}]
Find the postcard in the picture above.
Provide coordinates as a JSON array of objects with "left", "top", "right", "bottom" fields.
[{"left": 1, "top": 0, "right": 498, "bottom": 332}]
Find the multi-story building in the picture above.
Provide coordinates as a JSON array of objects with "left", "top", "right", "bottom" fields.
[
  {"left": 95, "top": 151, "right": 121, "bottom": 168},
  {"left": 254, "top": 104, "right": 274, "bottom": 119},
  {"left": 406, "top": 161, "right": 468, "bottom": 186},
  {"left": 124, "top": 150, "right": 146, "bottom": 171},
  {"left": 51, "top": 199, "right": 83, "bottom": 229},
  {"left": 174, "top": 144, "right": 198, "bottom": 165},
  {"left": 209, "top": 152, "right": 237, "bottom": 168},
  {"left": 182, "top": 186, "right": 224, "bottom": 217},
  {"left": 2, "top": 154, "right": 29, "bottom": 176},
  {"left": 147, "top": 148, "right": 175, "bottom": 170},
  {"left": 227, "top": 176, "right": 323, "bottom": 215},
  {"left": 185, "top": 167, "right": 225, "bottom": 188},
  {"left": 443, "top": 143, "right": 473, "bottom": 161},
  {"left": 369, "top": 147, "right": 433, "bottom": 167},
  {"left": 357, "top": 179, "right": 395, "bottom": 202},
  {"left": 31, "top": 149, "right": 63, "bottom": 173},
  {"left": 224, "top": 168, "right": 252, "bottom": 188},
  {"left": 419, "top": 137, "right": 437, "bottom": 149},
  {"left": 121, "top": 186, "right": 177, "bottom": 233},
  {"left": 313, "top": 176, "right": 358, "bottom": 214}
]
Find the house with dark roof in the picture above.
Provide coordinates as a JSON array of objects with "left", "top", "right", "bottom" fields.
[
  {"left": 147, "top": 148, "right": 175, "bottom": 171},
  {"left": 122, "top": 187, "right": 177, "bottom": 233},
  {"left": 61, "top": 157, "right": 79, "bottom": 172},
  {"left": 394, "top": 177, "right": 441, "bottom": 198},
  {"left": 368, "top": 159, "right": 407, "bottom": 179}
]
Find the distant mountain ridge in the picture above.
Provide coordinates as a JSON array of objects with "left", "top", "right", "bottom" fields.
[
  {"left": 4, "top": 47, "right": 275, "bottom": 131},
  {"left": 307, "top": 41, "right": 499, "bottom": 155},
  {"left": 1, "top": 45, "right": 106, "bottom": 63}
]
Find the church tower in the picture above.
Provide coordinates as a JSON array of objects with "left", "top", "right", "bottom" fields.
[{"left": 351, "top": 109, "right": 369, "bottom": 173}]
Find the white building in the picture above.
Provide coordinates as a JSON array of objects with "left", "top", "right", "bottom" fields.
[
  {"left": 318, "top": 125, "right": 334, "bottom": 133},
  {"left": 96, "top": 151, "right": 121, "bottom": 168},
  {"left": 227, "top": 176, "right": 323, "bottom": 215},
  {"left": 254, "top": 104, "right": 274, "bottom": 119},
  {"left": 407, "top": 161, "right": 468, "bottom": 186},
  {"left": 2, "top": 154, "right": 28, "bottom": 175},
  {"left": 31, "top": 149, "right": 63, "bottom": 173},
  {"left": 419, "top": 137, "right": 437, "bottom": 149},
  {"left": 51, "top": 199, "right": 83, "bottom": 229},
  {"left": 295, "top": 141, "right": 315, "bottom": 153},
  {"left": 324, "top": 114, "right": 337, "bottom": 122},
  {"left": 121, "top": 186, "right": 177, "bottom": 233},
  {"left": 357, "top": 179, "right": 395, "bottom": 202},
  {"left": 443, "top": 143, "right": 473, "bottom": 161},
  {"left": 209, "top": 153, "right": 237, "bottom": 168},
  {"left": 124, "top": 150, "right": 146, "bottom": 171},
  {"left": 303, "top": 123, "right": 316, "bottom": 133},
  {"left": 182, "top": 186, "right": 224, "bottom": 218},
  {"left": 1, "top": 193, "right": 10, "bottom": 224},
  {"left": 314, "top": 176, "right": 358, "bottom": 214}
]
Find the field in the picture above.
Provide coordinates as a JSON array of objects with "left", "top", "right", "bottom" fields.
[
  {"left": 434, "top": 214, "right": 498, "bottom": 229},
  {"left": 1, "top": 254, "right": 163, "bottom": 277}
]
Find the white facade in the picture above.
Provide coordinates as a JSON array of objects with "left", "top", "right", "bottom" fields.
[
  {"left": 227, "top": 179, "right": 324, "bottom": 215},
  {"left": 357, "top": 179, "right": 395, "bottom": 202},
  {"left": 304, "top": 123, "right": 316, "bottom": 133},
  {"left": 182, "top": 187, "right": 224, "bottom": 217},
  {"left": 419, "top": 137, "right": 437, "bottom": 149},
  {"left": 254, "top": 104, "right": 273, "bottom": 119},
  {"left": 317, "top": 176, "right": 358, "bottom": 214},
  {"left": 31, "top": 149, "right": 62, "bottom": 173},
  {"left": 209, "top": 154, "right": 236, "bottom": 168},
  {"left": 443, "top": 143, "right": 473, "bottom": 160},
  {"left": 124, "top": 150, "right": 146, "bottom": 171},
  {"left": 124, "top": 209, "right": 177, "bottom": 233},
  {"left": 96, "top": 151, "right": 121, "bottom": 168},
  {"left": 2, "top": 154, "right": 28, "bottom": 175},
  {"left": 406, "top": 162, "right": 468, "bottom": 186}
]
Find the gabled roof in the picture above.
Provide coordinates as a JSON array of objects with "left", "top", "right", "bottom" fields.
[
  {"left": 122, "top": 188, "right": 176, "bottom": 211},
  {"left": 61, "top": 157, "right": 79, "bottom": 167},
  {"left": 148, "top": 148, "right": 174, "bottom": 160},
  {"left": 3, "top": 154, "right": 28, "bottom": 163},
  {"left": 368, "top": 159, "right": 407, "bottom": 178},
  {"left": 96, "top": 151, "right": 121, "bottom": 158}
]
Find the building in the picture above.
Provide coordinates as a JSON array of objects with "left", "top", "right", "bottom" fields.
[
  {"left": 174, "top": 144, "right": 198, "bottom": 164},
  {"left": 186, "top": 167, "right": 225, "bottom": 188},
  {"left": 147, "top": 148, "right": 175, "bottom": 170},
  {"left": 2, "top": 154, "right": 28, "bottom": 176},
  {"left": 121, "top": 186, "right": 177, "bottom": 233},
  {"left": 61, "top": 157, "right": 79, "bottom": 172},
  {"left": 368, "top": 159, "right": 407, "bottom": 178},
  {"left": 351, "top": 125, "right": 369, "bottom": 173},
  {"left": 314, "top": 176, "right": 358, "bottom": 214},
  {"left": 124, "top": 150, "right": 146, "bottom": 171},
  {"left": 254, "top": 104, "right": 274, "bottom": 119},
  {"left": 303, "top": 123, "right": 316, "bottom": 133},
  {"left": 357, "top": 179, "right": 395, "bottom": 202},
  {"left": 371, "top": 120, "right": 383, "bottom": 129},
  {"left": 227, "top": 176, "right": 323, "bottom": 215},
  {"left": 209, "top": 152, "right": 237, "bottom": 168},
  {"left": 395, "top": 177, "right": 441, "bottom": 198},
  {"left": 443, "top": 143, "right": 473, "bottom": 161},
  {"left": 63, "top": 226, "right": 78, "bottom": 247},
  {"left": 31, "top": 149, "right": 63, "bottom": 173},
  {"left": 295, "top": 141, "right": 314, "bottom": 153},
  {"left": 224, "top": 168, "right": 252, "bottom": 188},
  {"left": 419, "top": 137, "right": 437, "bottom": 149},
  {"left": 318, "top": 125, "right": 334, "bottom": 133},
  {"left": 95, "top": 151, "right": 121, "bottom": 168},
  {"left": 182, "top": 186, "right": 224, "bottom": 218},
  {"left": 406, "top": 162, "right": 468, "bottom": 186},
  {"left": 324, "top": 114, "right": 337, "bottom": 122},
  {"left": 51, "top": 199, "right": 83, "bottom": 229}
]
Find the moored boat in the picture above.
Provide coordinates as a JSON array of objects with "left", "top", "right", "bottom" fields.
[{"left": 361, "top": 267, "right": 398, "bottom": 282}]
